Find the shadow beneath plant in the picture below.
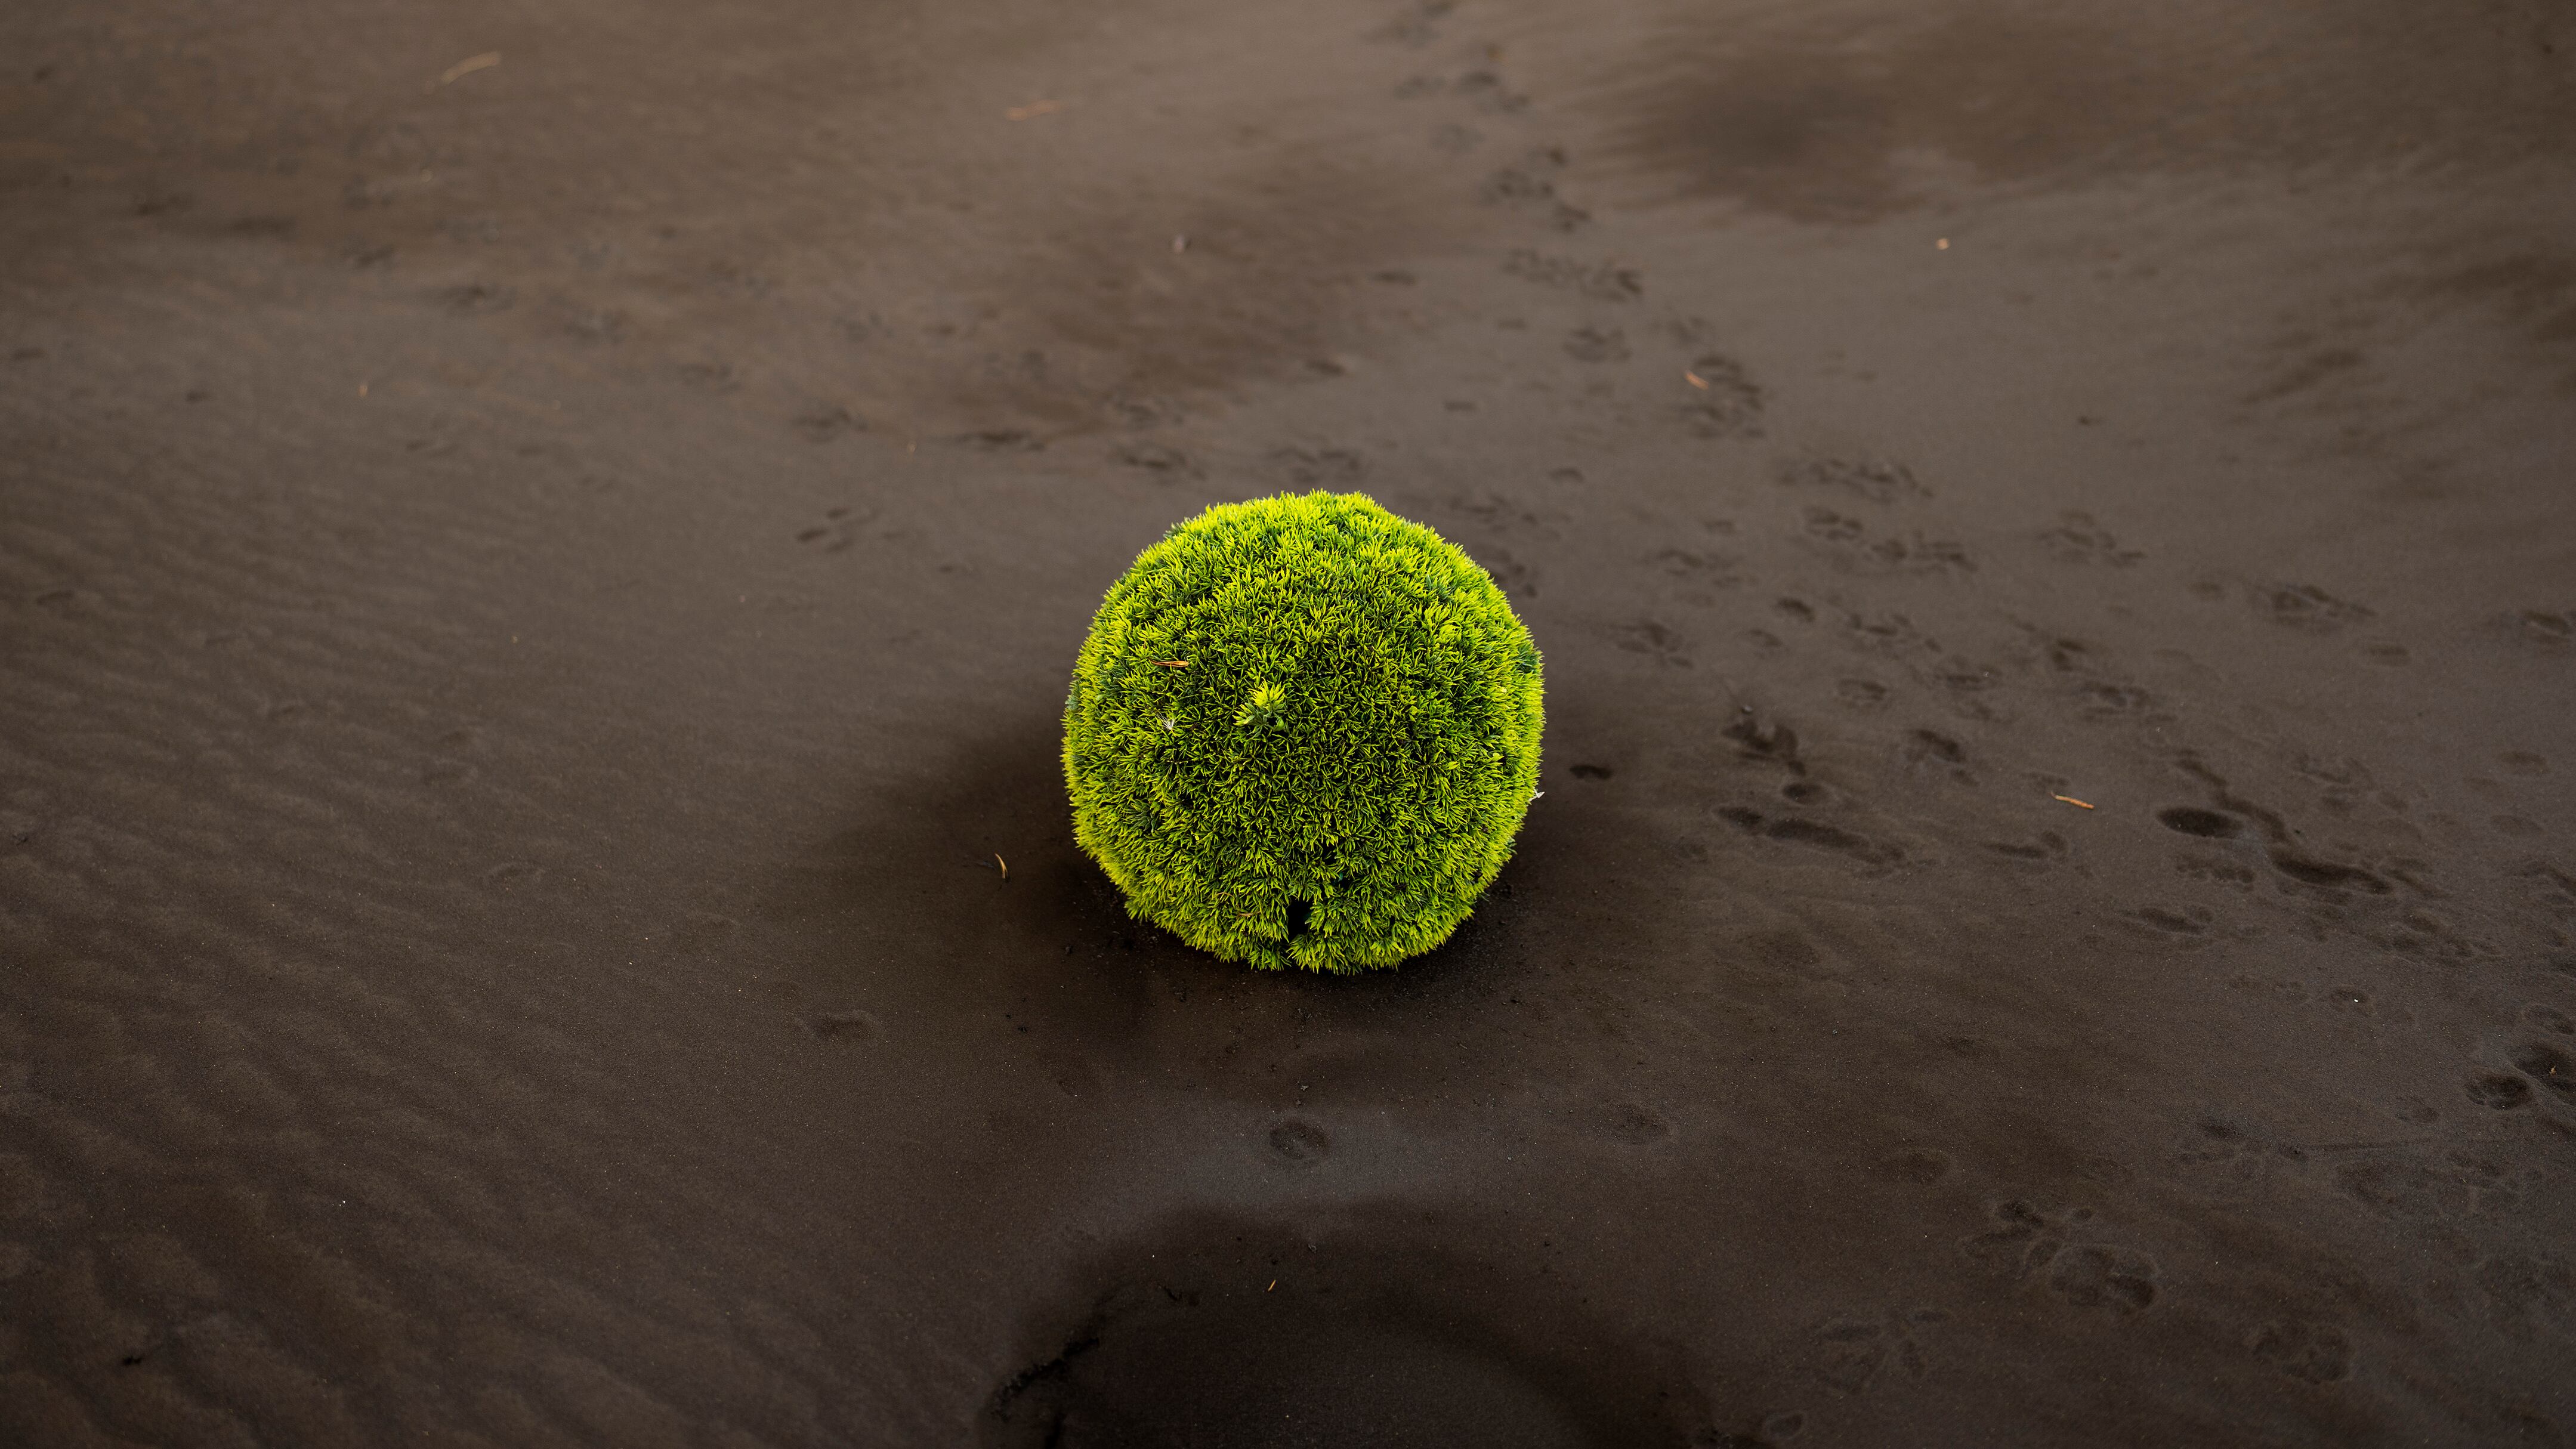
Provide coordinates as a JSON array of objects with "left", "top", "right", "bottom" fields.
[{"left": 756, "top": 703, "right": 1611, "bottom": 1109}]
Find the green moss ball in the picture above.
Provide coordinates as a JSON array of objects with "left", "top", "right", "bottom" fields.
[{"left": 1063, "top": 491, "right": 1544, "bottom": 973}]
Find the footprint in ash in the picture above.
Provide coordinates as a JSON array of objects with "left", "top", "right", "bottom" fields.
[
  {"left": 797, "top": 506, "right": 870, "bottom": 553},
  {"left": 1962, "top": 1200, "right": 2159, "bottom": 1314},
  {"left": 1610, "top": 620, "right": 1692, "bottom": 668},
  {"left": 1814, "top": 1309, "right": 1947, "bottom": 1395},
  {"left": 481, "top": 861, "right": 544, "bottom": 891},
  {"left": 2464, "top": 1073, "right": 2532, "bottom": 1110},
  {"left": 2044, "top": 1245, "right": 2160, "bottom": 1313},
  {"left": 808, "top": 1011, "right": 879, "bottom": 1043},
  {"left": 2155, "top": 807, "right": 2240, "bottom": 839},
  {"left": 2510, "top": 1040, "right": 2575, "bottom": 1104},
  {"left": 1778, "top": 457, "right": 1925, "bottom": 505},
  {"left": 1266, "top": 1119, "right": 1329, "bottom": 1167},
  {"left": 983, "top": 1209, "right": 1712, "bottom": 1447},
  {"left": 2247, "top": 1321, "right": 2352, "bottom": 1384},
  {"left": 1564, "top": 326, "right": 1629, "bottom": 363},
  {"left": 1681, "top": 356, "right": 1764, "bottom": 438},
  {"left": 1579, "top": 1102, "right": 1671, "bottom": 1147}
]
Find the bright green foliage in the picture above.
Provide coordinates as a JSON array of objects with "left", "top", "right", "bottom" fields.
[{"left": 1063, "top": 492, "right": 1545, "bottom": 973}]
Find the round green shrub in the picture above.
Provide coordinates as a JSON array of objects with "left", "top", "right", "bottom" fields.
[{"left": 1063, "top": 490, "right": 1545, "bottom": 973}]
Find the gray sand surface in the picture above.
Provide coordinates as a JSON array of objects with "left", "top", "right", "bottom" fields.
[{"left": 4, "top": 0, "right": 2573, "bottom": 1444}]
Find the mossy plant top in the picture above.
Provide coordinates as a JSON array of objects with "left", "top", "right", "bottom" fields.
[{"left": 1063, "top": 491, "right": 1543, "bottom": 972}]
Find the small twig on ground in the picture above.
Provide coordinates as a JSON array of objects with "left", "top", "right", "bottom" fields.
[{"left": 437, "top": 52, "right": 501, "bottom": 86}]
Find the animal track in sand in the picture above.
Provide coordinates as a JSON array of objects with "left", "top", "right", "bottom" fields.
[
  {"left": 30, "top": 586, "right": 97, "bottom": 615},
  {"left": 1777, "top": 457, "right": 1928, "bottom": 505},
  {"left": 2172, "top": 852, "right": 2257, "bottom": 886},
  {"left": 435, "top": 282, "right": 515, "bottom": 316},
  {"left": 1590, "top": 1103, "right": 1671, "bottom": 1147},
  {"left": 1813, "top": 1308, "right": 1947, "bottom": 1395},
  {"left": 1480, "top": 147, "right": 1589, "bottom": 231},
  {"left": 2128, "top": 905, "right": 2211, "bottom": 937},
  {"left": 2074, "top": 679, "right": 2154, "bottom": 719},
  {"left": 1838, "top": 610, "right": 1941, "bottom": 659},
  {"left": 952, "top": 428, "right": 1042, "bottom": 452},
  {"left": 675, "top": 359, "right": 738, "bottom": 393},
  {"left": 481, "top": 861, "right": 543, "bottom": 891},
  {"left": 1984, "top": 832, "right": 2068, "bottom": 863},
  {"left": 2470, "top": 1253, "right": 2576, "bottom": 1340},
  {"left": 1802, "top": 507, "right": 1864, "bottom": 543},
  {"left": 1112, "top": 442, "right": 1196, "bottom": 478},
  {"left": 1428, "top": 121, "right": 1483, "bottom": 155},
  {"left": 2510, "top": 1041, "right": 2574, "bottom": 1102},
  {"left": 792, "top": 405, "right": 863, "bottom": 441},
  {"left": 1502, "top": 249, "right": 1643, "bottom": 301},
  {"left": 1269, "top": 446, "right": 1367, "bottom": 486},
  {"left": 1370, "top": 1, "right": 1454, "bottom": 50},
  {"left": 1963, "top": 1201, "right": 2159, "bottom": 1314},
  {"left": 808, "top": 1011, "right": 879, "bottom": 1043},
  {"left": 1834, "top": 678, "right": 1889, "bottom": 710},
  {"left": 2046, "top": 1246, "right": 2160, "bottom": 1313},
  {"left": 2248, "top": 1321, "right": 2352, "bottom": 1384},
  {"left": 2040, "top": 511, "right": 2143, "bottom": 566},
  {"left": 2253, "top": 582, "right": 2375, "bottom": 634},
  {"left": 1447, "top": 490, "right": 1563, "bottom": 534},
  {"left": 1649, "top": 548, "right": 1741, "bottom": 591},
  {"left": 2512, "top": 608, "right": 2572, "bottom": 646},
  {"left": 1448, "top": 72, "right": 1533, "bottom": 115},
  {"left": 2268, "top": 854, "right": 2390, "bottom": 894},
  {"left": 1723, "top": 712, "right": 1803, "bottom": 771},
  {"left": 1716, "top": 808, "right": 1899, "bottom": 867},
  {"left": 1609, "top": 619, "right": 1691, "bottom": 667},
  {"left": 1266, "top": 1119, "right": 1329, "bottom": 1166},
  {"left": 2157, "top": 807, "right": 2241, "bottom": 839},
  {"left": 2465, "top": 1073, "right": 2532, "bottom": 1109},
  {"left": 1680, "top": 355, "right": 1764, "bottom": 438},
  {"left": 2336, "top": 1152, "right": 2518, "bottom": 1221},
  {"left": 1107, "top": 394, "right": 1184, "bottom": 430},
  {"left": 1481, "top": 545, "right": 1540, "bottom": 599},
  {"left": 2172, "top": 1117, "right": 2343, "bottom": 1195},
  {"left": 796, "top": 506, "right": 867, "bottom": 553},
  {"left": 1563, "top": 326, "right": 1628, "bottom": 362},
  {"left": 560, "top": 303, "right": 627, "bottom": 344}
]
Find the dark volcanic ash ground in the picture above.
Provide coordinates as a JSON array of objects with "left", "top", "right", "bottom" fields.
[{"left": 3, "top": 1, "right": 2574, "bottom": 1445}]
